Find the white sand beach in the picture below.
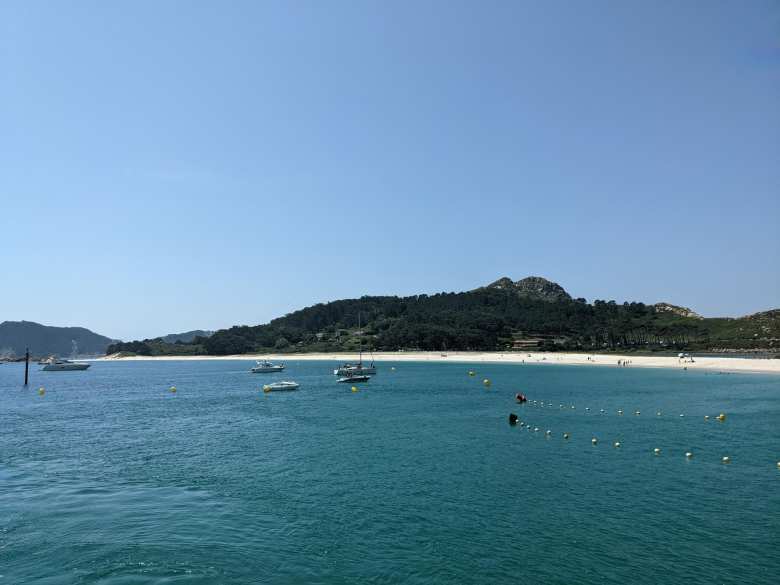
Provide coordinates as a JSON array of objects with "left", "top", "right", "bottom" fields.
[{"left": 97, "top": 351, "right": 780, "bottom": 375}]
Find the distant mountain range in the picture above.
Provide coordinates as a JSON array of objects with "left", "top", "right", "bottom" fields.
[
  {"left": 0, "top": 321, "right": 116, "bottom": 358},
  {"left": 0, "top": 322, "right": 215, "bottom": 359},
  {"left": 159, "top": 330, "right": 214, "bottom": 344},
  {"left": 106, "top": 276, "right": 780, "bottom": 356}
]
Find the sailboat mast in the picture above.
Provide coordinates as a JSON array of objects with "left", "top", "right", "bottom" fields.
[{"left": 358, "top": 312, "right": 362, "bottom": 366}]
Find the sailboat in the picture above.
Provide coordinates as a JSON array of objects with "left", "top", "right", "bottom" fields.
[{"left": 333, "top": 313, "right": 376, "bottom": 376}]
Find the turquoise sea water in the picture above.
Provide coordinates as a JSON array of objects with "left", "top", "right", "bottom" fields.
[{"left": 1, "top": 360, "right": 778, "bottom": 584}]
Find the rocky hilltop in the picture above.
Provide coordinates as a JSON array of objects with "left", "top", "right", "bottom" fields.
[
  {"left": 485, "top": 276, "right": 572, "bottom": 302},
  {"left": 653, "top": 303, "right": 703, "bottom": 320}
]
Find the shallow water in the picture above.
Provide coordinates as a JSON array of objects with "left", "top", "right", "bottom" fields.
[{"left": 1, "top": 360, "right": 778, "bottom": 584}]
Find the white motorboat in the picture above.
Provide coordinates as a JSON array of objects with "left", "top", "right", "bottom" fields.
[
  {"left": 251, "top": 360, "right": 285, "bottom": 373},
  {"left": 41, "top": 358, "right": 90, "bottom": 371},
  {"left": 262, "top": 381, "right": 300, "bottom": 392}
]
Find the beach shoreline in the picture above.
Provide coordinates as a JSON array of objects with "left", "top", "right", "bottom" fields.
[{"left": 93, "top": 351, "right": 780, "bottom": 375}]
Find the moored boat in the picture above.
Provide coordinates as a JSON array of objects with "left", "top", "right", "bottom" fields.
[
  {"left": 41, "top": 358, "right": 90, "bottom": 371},
  {"left": 262, "top": 381, "right": 300, "bottom": 392},
  {"left": 251, "top": 360, "right": 285, "bottom": 373},
  {"left": 333, "top": 363, "right": 376, "bottom": 376},
  {"left": 333, "top": 312, "right": 376, "bottom": 376}
]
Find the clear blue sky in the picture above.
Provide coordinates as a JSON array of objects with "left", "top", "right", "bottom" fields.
[{"left": 1, "top": 1, "right": 778, "bottom": 340}]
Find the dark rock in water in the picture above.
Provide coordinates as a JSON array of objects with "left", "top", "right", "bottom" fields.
[
  {"left": 508, "top": 413, "right": 518, "bottom": 425},
  {"left": 485, "top": 276, "right": 571, "bottom": 302}
]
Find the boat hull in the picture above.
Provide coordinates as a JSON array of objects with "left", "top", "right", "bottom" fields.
[
  {"left": 334, "top": 366, "right": 376, "bottom": 376},
  {"left": 337, "top": 375, "right": 370, "bottom": 383},
  {"left": 251, "top": 366, "right": 285, "bottom": 373},
  {"left": 42, "top": 363, "right": 90, "bottom": 371},
  {"left": 263, "top": 382, "right": 299, "bottom": 392}
]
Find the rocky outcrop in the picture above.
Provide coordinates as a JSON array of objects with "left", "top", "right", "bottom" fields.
[
  {"left": 486, "top": 277, "right": 515, "bottom": 290},
  {"left": 485, "top": 276, "right": 572, "bottom": 302},
  {"left": 653, "top": 303, "right": 703, "bottom": 320}
]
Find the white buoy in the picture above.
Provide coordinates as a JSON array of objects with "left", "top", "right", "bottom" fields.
[
  {"left": 704, "top": 415, "right": 710, "bottom": 420},
  {"left": 563, "top": 433, "right": 570, "bottom": 440},
  {"left": 614, "top": 442, "right": 621, "bottom": 448},
  {"left": 534, "top": 427, "right": 539, "bottom": 432},
  {"left": 591, "top": 437, "right": 598, "bottom": 445},
  {"left": 722, "top": 456, "right": 731, "bottom": 464},
  {"left": 654, "top": 448, "right": 661, "bottom": 455},
  {"left": 656, "top": 411, "right": 662, "bottom": 416},
  {"left": 586, "top": 407, "right": 590, "bottom": 411},
  {"left": 600, "top": 409, "right": 605, "bottom": 414},
  {"left": 571, "top": 405, "right": 575, "bottom": 410},
  {"left": 685, "top": 452, "right": 693, "bottom": 458},
  {"left": 618, "top": 409, "right": 623, "bottom": 415},
  {"left": 679, "top": 414, "right": 685, "bottom": 418},
  {"left": 545, "top": 430, "right": 551, "bottom": 436}
]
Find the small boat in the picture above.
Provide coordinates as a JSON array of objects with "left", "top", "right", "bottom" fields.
[
  {"left": 262, "top": 381, "right": 300, "bottom": 392},
  {"left": 333, "top": 313, "right": 376, "bottom": 376},
  {"left": 251, "top": 360, "right": 285, "bottom": 373},
  {"left": 337, "top": 375, "right": 370, "bottom": 383},
  {"left": 333, "top": 363, "right": 376, "bottom": 376},
  {"left": 41, "top": 358, "right": 90, "bottom": 371}
]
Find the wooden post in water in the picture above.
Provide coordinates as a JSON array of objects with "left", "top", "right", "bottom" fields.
[{"left": 24, "top": 348, "right": 29, "bottom": 386}]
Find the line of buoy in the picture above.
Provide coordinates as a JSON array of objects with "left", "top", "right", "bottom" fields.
[
  {"left": 506, "top": 417, "right": 755, "bottom": 464},
  {"left": 506, "top": 415, "right": 755, "bottom": 465}
]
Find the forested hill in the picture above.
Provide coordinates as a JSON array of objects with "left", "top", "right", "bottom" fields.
[{"left": 106, "top": 276, "right": 780, "bottom": 356}]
